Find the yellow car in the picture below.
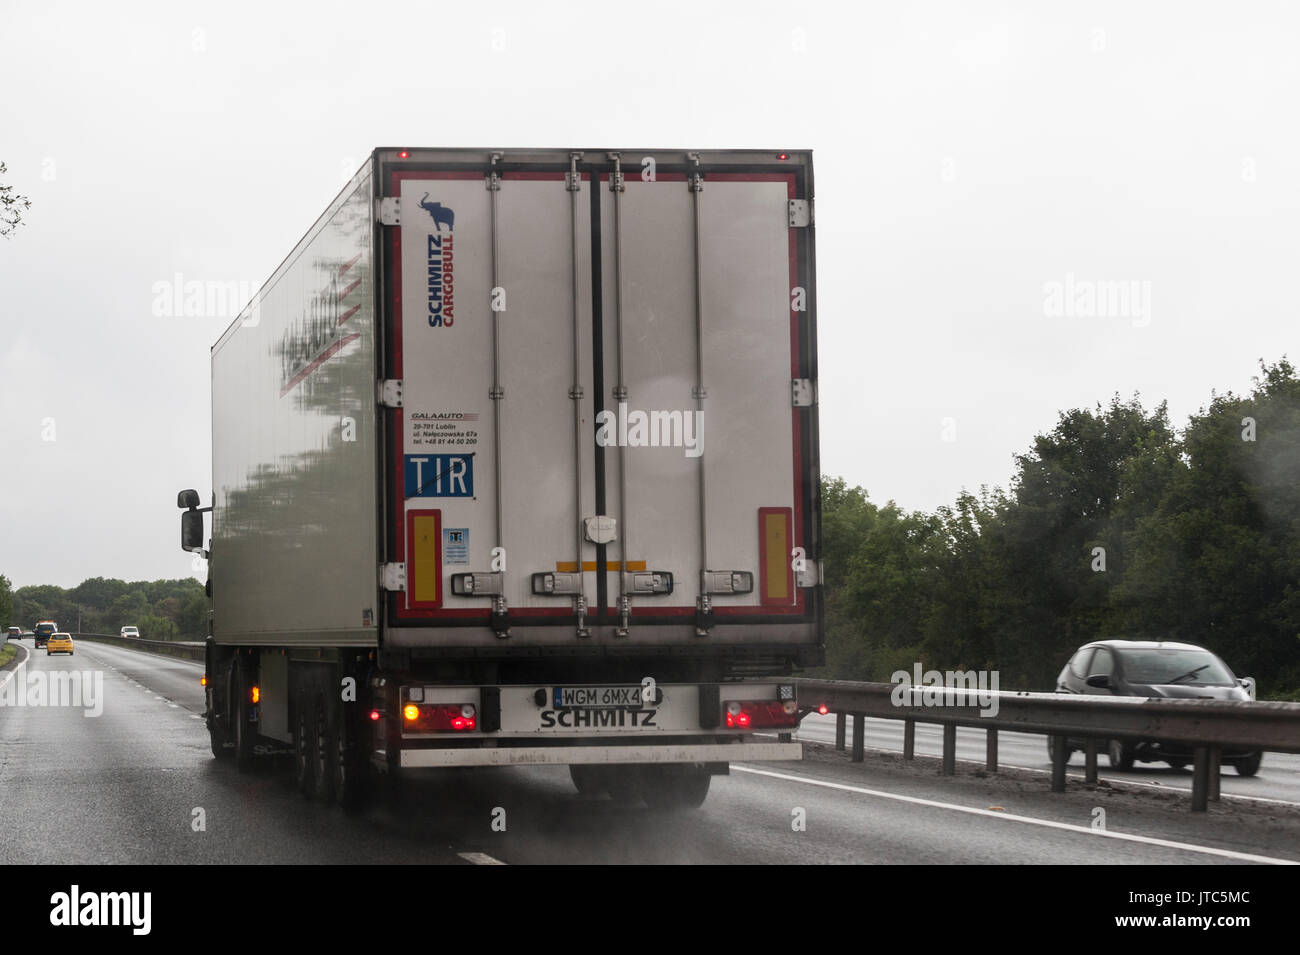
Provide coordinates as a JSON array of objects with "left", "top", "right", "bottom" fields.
[{"left": 46, "top": 633, "right": 74, "bottom": 656}]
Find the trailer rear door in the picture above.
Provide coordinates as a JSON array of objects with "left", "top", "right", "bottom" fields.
[{"left": 383, "top": 149, "right": 818, "bottom": 651}]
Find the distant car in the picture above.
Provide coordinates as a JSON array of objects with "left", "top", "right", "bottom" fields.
[
  {"left": 46, "top": 632, "right": 74, "bottom": 656},
  {"left": 120, "top": 626, "right": 140, "bottom": 639},
  {"left": 33, "top": 621, "right": 57, "bottom": 650},
  {"left": 6, "top": 627, "right": 20, "bottom": 641},
  {"left": 1050, "top": 639, "right": 1262, "bottom": 776}
]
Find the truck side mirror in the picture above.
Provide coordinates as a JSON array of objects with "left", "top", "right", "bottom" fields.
[
  {"left": 182, "top": 509, "right": 205, "bottom": 551},
  {"left": 178, "top": 489, "right": 201, "bottom": 509}
]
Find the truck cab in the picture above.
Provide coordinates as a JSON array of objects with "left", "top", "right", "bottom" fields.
[{"left": 33, "top": 621, "right": 57, "bottom": 649}]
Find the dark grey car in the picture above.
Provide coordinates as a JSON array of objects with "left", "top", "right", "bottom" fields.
[{"left": 1050, "top": 639, "right": 1263, "bottom": 775}]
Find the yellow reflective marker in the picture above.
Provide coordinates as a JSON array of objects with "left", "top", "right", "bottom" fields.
[
  {"left": 760, "top": 507, "right": 792, "bottom": 604},
  {"left": 408, "top": 510, "right": 442, "bottom": 608}
]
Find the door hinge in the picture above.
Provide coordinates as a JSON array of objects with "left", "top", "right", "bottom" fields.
[
  {"left": 378, "top": 379, "right": 404, "bottom": 408},
  {"left": 796, "top": 560, "right": 822, "bottom": 588},
  {"left": 378, "top": 197, "right": 401, "bottom": 226},
  {"left": 788, "top": 198, "right": 813, "bottom": 228},
  {"left": 380, "top": 563, "right": 406, "bottom": 592},
  {"left": 791, "top": 378, "right": 816, "bottom": 407}
]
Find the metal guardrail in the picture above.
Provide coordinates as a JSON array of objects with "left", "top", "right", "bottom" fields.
[
  {"left": 72, "top": 632, "right": 205, "bottom": 662},
  {"left": 796, "top": 678, "right": 1300, "bottom": 812}
]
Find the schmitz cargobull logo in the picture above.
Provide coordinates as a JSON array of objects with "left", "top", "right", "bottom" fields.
[{"left": 421, "top": 193, "right": 455, "bottom": 328}]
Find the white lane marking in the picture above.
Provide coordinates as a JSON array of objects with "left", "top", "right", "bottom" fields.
[
  {"left": 794, "top": 732, "right": 1300, "bottom": 809},
  {"left": 732, "top": 765, "right": 1298, "bottom": 865},
  {"left": 458, "top": 852, "right": 506, "bottom": 865},
  {"left": 0, "top": 644, "right": 31, "bottom": 691}
]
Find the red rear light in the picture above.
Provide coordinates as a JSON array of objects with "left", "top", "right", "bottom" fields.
[
  {"left": 404, "top": 703, "right": 477, "bottom": 732},
  {"left": 397, "top": 150, "right": 410, "bottom": 159},
  {"left": 369, "top": 709, "right": 382, "bottom": 721},
  {"left": 818, "top": 703, "right": 828, "bottom": 715},
  {"left": 724, "top": 700, "right": 799, "bottom": 730},
  {"left": 777, "top": 152, "right": 789, "bottom": 160}
]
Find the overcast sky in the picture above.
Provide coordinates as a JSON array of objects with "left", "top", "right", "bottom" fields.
[{"left": 1, "top": 0, "right": 1296, "bottom": 589}]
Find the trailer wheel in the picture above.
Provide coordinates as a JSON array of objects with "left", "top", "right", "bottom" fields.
[
  {"left": 209, "top": 710, "right": 232, "bottom": 760},
  {"left": 569, "top": 765, "right": 604, "bottom": 796},
  {"left": 313, "top": 696, "right": 336, "bottom": 806},
  {"left": 295, "top": 700, "right": 317, "bottom": 799},
  {"left": 209, "top": 725, "right": 230, "bottom": 760},
  {"left": 208, "top": 670, "right": 232, "bottom": 761},
  {"left": 334, "top": 708, "right": 365, "bottom": 812},
  {"left": 605, "top": 767, "right": 643, "bottom": 805},
  {"left": 569, "top": 765, "right": 640, "bottom": 803},
  {"left": 232, "top": 664, "right": 256, "bottom": 773},
  {"left": 641, "top": 767, "right": 711, "bottom": 810}
]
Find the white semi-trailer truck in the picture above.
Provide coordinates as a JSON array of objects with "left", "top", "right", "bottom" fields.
[{"left": 179, "top": 147, "right": 822, "bottom": 809}]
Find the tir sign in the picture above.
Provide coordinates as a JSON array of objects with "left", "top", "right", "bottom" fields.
[{"left": 404, "top": 454, "right": 474, "bottom": 498}]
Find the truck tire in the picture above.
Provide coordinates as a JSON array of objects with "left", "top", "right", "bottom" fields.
[
  {"left": 313, "top": 696, "right": 336, "bottom": 805},
  {"left": 210, "top": 726, "right": 230, "bottom": 760},
  {"left": 209, "top": 707, "right": 232, "bottom": 760},
  {"left": 232, "top": 663, "right": 256, "bottom": 773},
  {"left": 569, "top": 765, "right": 640, "bottom": 803},
  {"left": 606, "top": 767, "right": 643, "bottom": 805},
  {"left": 1047, "top": 734, "right": 1073, "bottom": 765},
  {"left": 1233, "top": 751, "right": 1263, "bottom": 777},
  {"left": 569, "top": 765, "right": 604, "bottom": 796},
  {"left": 1107, "top": 739, "right": 1135, "bottom": 771},
  {"left": 295, "top": 700, "right": 317, "bottom": 799},
  {"left": 641, "top": 767, "right": 711, "bottom": 810},
  {"left": 334, "top": 707, "right": 366, "bottom": 812}
]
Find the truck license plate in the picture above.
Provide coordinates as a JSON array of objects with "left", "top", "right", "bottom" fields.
[{"left": 553, "top": 686, "right": 647, "bottom": 708}]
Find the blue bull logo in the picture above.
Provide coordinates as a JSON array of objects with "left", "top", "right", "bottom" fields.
[{"left": 419, "top": 193, "right": 454, "bottom": 231}]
